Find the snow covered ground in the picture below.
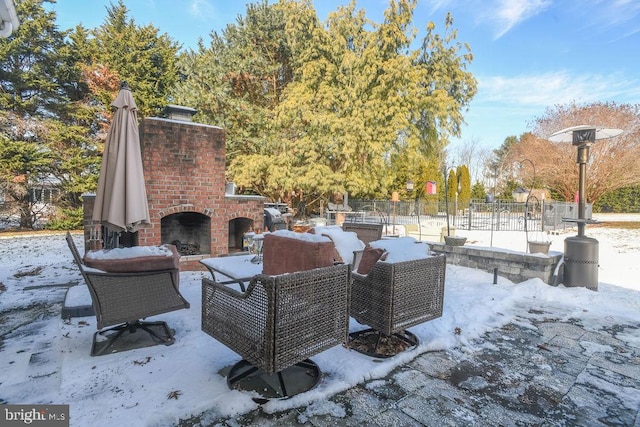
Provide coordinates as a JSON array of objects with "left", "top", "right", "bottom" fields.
[{"left": 0, "top": 214, "right": 638, "bottom": 426}]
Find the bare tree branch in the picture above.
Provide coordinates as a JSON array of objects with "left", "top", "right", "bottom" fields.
[{"left": 509, "top": 102, "right": 640, "bottom": 203}]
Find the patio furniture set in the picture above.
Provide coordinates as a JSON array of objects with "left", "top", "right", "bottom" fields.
[{"left": 65, "top": 222, "right": 446, "bottom": 399}]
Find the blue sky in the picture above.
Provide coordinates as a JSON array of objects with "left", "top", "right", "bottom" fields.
[{"left": 49, "top": 0, "right": 640, "bottom": 151}]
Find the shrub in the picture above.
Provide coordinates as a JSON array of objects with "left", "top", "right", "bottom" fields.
[{"left": 45, "top": 207, "right": 83, "bottom": 230}]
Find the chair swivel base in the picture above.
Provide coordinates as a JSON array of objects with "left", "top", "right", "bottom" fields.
[
  {"left": 227, "top": 359, "right": 321, "bottom": 400},
  {"left": 91, "top": 320, "right": 175, "bottom": 356},
  {"left": 348, "top": 328, "right": 418, "bottom": 358}
]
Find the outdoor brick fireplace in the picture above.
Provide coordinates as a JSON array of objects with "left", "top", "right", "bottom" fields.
[{"left": 83, "top": 107, "right": 264, "bottom": 271}]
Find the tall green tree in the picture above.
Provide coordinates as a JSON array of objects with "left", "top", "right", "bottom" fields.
[
  {"left": 273, "top": 0, "right": 390, "bottom": 202},
  {"left": 0, "top": 120, "right": 53, "bottom": 228},
  {"left": 50, "top": 1, "right": 180, "bottom": 225},
  {"left": 0, "top": 0, "right": 78, "bottom": 227},
  {"left": 174, "top": 0, "right": 476, "bottom": 209},
  {"left": 0, "top": 1, "right": 116, "bottom": 229},
  {"left": 50, "top": 25, "right": 104, "bottom": 213},
  {"left": 457, "top": 164, "right": 471, "bottom": 208},
  {"left": 486, "top": 135, "right": 518, "bottom": 197},
  {"left": 416, "top": 12, "right": 476, "bottom": 149},
  {"left": 470, "top": 181, "right": 486, "bottom": 200},
  {"left": 244, "top": 1, "right": 474, "bottom": 206},
  {"left": 174, "top": 0, "right": 292, "bottom": 160},
  {"left": 0, "top": 0, "right": 65, "bottom": 116},
  {"left": 89, "top": 0, "right": 180, "bottom": 118}
]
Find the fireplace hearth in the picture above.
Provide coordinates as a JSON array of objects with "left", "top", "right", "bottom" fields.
[{"left": 161, "top": 212, "right": 210, "bottom": 256}]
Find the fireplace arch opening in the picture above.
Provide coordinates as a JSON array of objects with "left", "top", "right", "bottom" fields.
[
  {"left": 228, "top": 217, "right": 254, "bottom": 253},
  {"left": 161, "top": 212, "right": 211, "bottom": 256}
]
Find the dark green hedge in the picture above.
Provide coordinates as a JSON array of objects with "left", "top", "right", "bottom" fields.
[{"left": 593, "top": 186, "right": 640, "bottom": 213}]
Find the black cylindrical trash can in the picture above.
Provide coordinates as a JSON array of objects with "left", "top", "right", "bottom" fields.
[{"left": 563, "top": 236, "right": 598, "bottom": 290}]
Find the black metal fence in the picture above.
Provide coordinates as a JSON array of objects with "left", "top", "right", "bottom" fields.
[{"left": 341, "top": 199, "right": 591, "bottom": 232}]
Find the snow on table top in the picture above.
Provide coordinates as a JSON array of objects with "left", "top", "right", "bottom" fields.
[
  {"left": 201, "top": 254, "right": 262, "bottom": 278},
  {"left": 84, "top": 245, "right": 173, "bottom": 260}
]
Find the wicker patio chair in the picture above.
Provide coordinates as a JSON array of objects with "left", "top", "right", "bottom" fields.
[
  {"left": 201, "top": 263, "right": 351, "bottom": 398},
  {"left": 342, "top": 222, "right": 384, "bottom": 245},
  {"left": 65, "top": 232, "right": 190, "bottom": 356},
  {"left": 349, "top": 255, "right": 446, "bottom": 357}
]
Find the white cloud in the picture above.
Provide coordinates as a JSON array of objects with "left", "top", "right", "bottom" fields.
[
  {"left": 428, "top": 0, "right": 639, "bottom": 40},
  {"left": 189, "top": 0, "right": 217, "bottom": 21},
  {"left": 478, "top": 71, "right": 640, "bottom": 107},
  {"left": 596, "top": 0, "right": 640, "bottom": 28},
  {"left": 427, "top": 0, "right": 455, "bottom": 14},
  {"left": 588, "top": 0, "right": 640, "bottom": 41},
  {"left": 430, "top": 0, "right": 551, "bottom": 39},
  {"left": 488, "top": 0, "right": 551, "bottom": 39}
]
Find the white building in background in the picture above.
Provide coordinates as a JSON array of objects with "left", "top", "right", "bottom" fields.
[{"left": 0, "top": 0, "right": 19, "bottom": 38}]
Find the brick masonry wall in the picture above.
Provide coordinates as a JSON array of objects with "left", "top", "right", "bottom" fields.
[{"left": 428, "top": 242, "right": 563, "bottom": 285}]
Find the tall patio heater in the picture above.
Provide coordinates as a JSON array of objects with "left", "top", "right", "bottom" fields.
[{"left": 549, "top": 125, "right": 623, "bottom": 290}]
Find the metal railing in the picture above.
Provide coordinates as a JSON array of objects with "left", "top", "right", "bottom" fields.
[{"left": 344, "top": 199, "right": 590, "bottom": 232}]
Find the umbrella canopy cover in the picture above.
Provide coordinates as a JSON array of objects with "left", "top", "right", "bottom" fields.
[{"left": 92, "top": 86, "right": 150, "bottom": 232}]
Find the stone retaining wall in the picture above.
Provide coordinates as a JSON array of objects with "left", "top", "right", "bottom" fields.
[{"left": 428, "top": 242, "right": 562, "bottom": 285}]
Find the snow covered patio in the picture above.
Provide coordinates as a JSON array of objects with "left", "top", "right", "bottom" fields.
[{"left": 1, "top": 215, "right": 639, "bottom": 426}]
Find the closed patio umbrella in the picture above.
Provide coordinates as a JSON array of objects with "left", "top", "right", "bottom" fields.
[{"left": 92, "top": 82, "right": 150, "bottom": 244}]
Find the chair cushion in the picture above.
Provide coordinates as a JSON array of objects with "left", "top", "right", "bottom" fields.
[
  {"left": 83, "top": 244, "right": 180, "bottom": 273},
  {"left": 262, "top": 232, "right": 335, "bottom": 275},
  {"left": 307, "top": 226, "right": 341, "bottom": 263},
  {"left": 356, "top": 247, "right": 386, "bottom": 275},
  {"left": 312, "top": 226, "right": 365, "bottom": 264}
]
